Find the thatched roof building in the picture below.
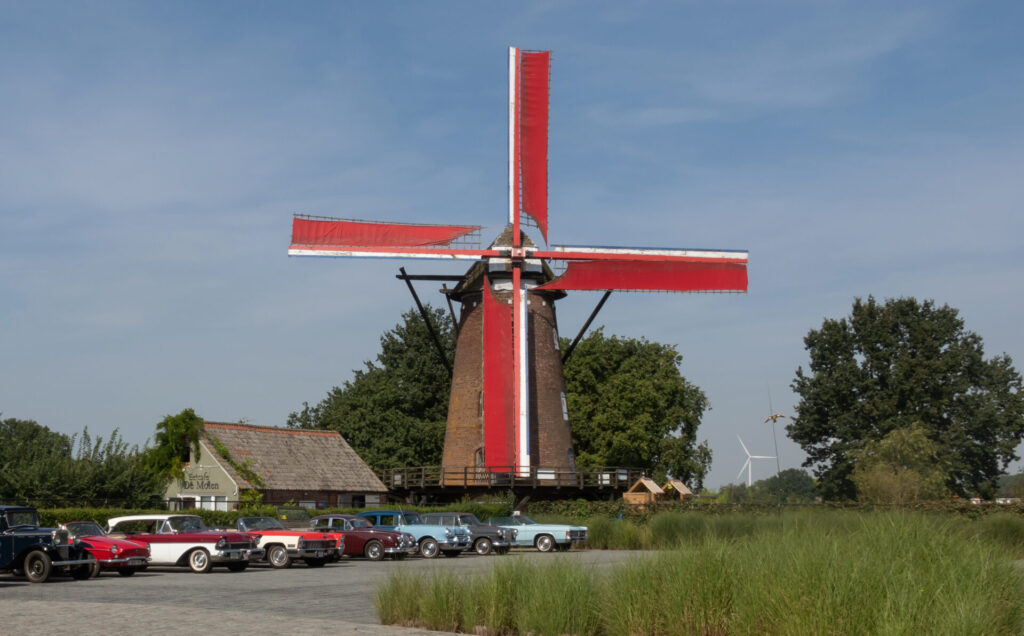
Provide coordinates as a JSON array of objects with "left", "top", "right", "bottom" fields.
[{"left": 164, "top": 421, "right": 387, "bottom": 511}]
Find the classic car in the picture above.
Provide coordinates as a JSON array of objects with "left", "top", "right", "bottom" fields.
[
  {"left": 62, "top": 521, "right": 151, "bottom": 577},
  {"left": 105, "top": 514, "right": 264, "bottom": 573},
  {"left": 357, "top": 510, "right": 471, "bottom": 558},
  {"left": 231, "top": 516, "right": 341, "bottom": 568},
  {"left": 310, "top": 514, "right": 417, "bottom": 561},
  {"left": 485, "top": 514, "right": 588, "bottom": 552},
  {"left": 0, "top": 505, "right": 94, "bottom": 583},
  {"left": 420, "top": 512, "right": 516, "bottom": 556}
]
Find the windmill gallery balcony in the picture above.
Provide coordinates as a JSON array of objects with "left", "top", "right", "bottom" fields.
[{"left": 378, "top": 465, "right": 648, "bottom": 504}]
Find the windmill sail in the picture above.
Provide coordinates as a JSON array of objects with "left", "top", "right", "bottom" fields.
[
  {"left": 515, "top": 50, "right": 550, "bottom": 241},
  {"left": 482, "top": 274, "right": 515, "bottom": 469}
]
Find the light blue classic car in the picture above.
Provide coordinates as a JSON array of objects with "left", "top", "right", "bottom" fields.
[
  {"left": 357, "top": 510, "right": 471, "bottom": 558},
  {"left": 486, "top": 514, "right": 588, "bottom": 552}
]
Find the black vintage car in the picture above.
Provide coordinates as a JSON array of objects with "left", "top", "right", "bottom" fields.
[
  {"left": 0, "top": 505, "right": 94, "bottom": 582},
  {"left": 419, "top": 512, "right": 516, "bottom": 555}
]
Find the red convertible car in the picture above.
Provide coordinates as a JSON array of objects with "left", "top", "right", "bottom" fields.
[
  {"left": 310, "top": 514, "right": 417, "bottom": 561},
  {"left": 62, "top": 521, "right": 150, "bottom": 577},
  {"left": 105, "top": 514, "right": 263, "bottom": 573}
]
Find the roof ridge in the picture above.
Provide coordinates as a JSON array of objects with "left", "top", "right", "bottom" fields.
[{"left": 202, "top": 421, "right": 340, "bottom": 438}]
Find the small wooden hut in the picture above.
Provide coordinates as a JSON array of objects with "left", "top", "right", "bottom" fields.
[
  {"left": 623, "top": 477, "right": 664, "bottom": 505},
  {"left": 661, "top": 478, "right": 694, "bottom": 500}
]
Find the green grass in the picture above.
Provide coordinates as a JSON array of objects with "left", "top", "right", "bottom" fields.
[{"left": 377, "top": 512, "right": 1023, "bottom": 635}]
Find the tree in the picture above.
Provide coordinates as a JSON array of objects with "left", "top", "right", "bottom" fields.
[
  {"left": 0, "top": 416, "right": 162, "bottom": 506},
  {"left": 143, "top": 408, "right": 205, "bottom": 483},
  {"left": 756, "top": 468, "right": 818, "bottom": 503},
  {"left": 288, "top": 306, "right": 453, "bottom": 470},
  {"left": 849, "top": 423, "right": 949, "bottom": 504},
  {"left": 788, "top": 296, "right": 1024, "bottom": 500},
  {"left": 563, "top": 328, "right": 712, "bottom": 488}
]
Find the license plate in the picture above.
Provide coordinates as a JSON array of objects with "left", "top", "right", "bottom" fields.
[
  {"left": 315, "top": 551, "right": 324, "bottom": 557},
  {"left": 230, "top": 552, "right": 242, "bottom": 559}
]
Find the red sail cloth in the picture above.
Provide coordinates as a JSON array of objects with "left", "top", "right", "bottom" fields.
[
  {"left": 536, "top": 260, "right": 748, "bottom": 292},
  {"left": 482, "top": 278, "right": 514, "bottom": 470},
  {"left": 290, "top": 217, "right": 480, "bottom": 248},
  {"left": 518, "top": 51, "right": 550, "bottom": 242}
]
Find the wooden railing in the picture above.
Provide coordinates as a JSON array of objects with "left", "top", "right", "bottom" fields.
[{"left": 378, "top": 465, "right": 646, "bottom": 489}]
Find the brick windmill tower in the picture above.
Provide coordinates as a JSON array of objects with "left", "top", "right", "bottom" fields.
[{"left": 289, "top": 48, "right": 748, "bottom": 481}]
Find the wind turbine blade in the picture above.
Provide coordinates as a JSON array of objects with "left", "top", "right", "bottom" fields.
[
  {"left": 737, "top": 435, "right": 751, "bottom": 457},
  {"left": 751, "top": 455, "right": 776, "bottom": 460},
  {"left": 736, "top": 459, "right": 750, "bottom": 482}
]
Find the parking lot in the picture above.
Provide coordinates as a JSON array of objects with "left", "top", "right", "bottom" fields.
[{"left": 0, "top": 549, "right": 646, "bottom": 635}]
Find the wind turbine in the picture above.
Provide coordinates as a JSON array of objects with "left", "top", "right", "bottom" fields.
[{"left": 736, "top": 435, "right": 776, "bottom": 487}]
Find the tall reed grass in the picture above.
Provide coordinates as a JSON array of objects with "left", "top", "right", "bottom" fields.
[{"left": 377, "top": 512, "right": 1023, "bottom": 635}]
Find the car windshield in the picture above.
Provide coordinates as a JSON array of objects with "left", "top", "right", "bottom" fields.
[
  {"left": 240, "top": 517, "right": 285, "bottom": 531},
  {"left": 5, "top": 510, "right": 39, "bottom": 527},
  {"left": 65, "top": 522, "right": 105, "bottom": 539},
  {"left": 166, "top": 516, "right": 205, "bottom": 533},
  {"left": 348, "top": 518, "right": 371, "bottom": 529},
  {"left": 459, "top": 515, "right": 479, "bottom": 526}
]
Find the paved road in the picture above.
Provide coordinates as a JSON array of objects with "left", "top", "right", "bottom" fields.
[{"left": 0, "top": 550, "right": 649, "bottom": 635}]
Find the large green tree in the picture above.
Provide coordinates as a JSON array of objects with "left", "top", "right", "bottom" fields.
[
  {"left": 563, "top": 329, "right": 712, "bottom": 488},
  {"left": 288, "top": 306, "right": 453, "bottom": 470},
  {"left": 788, "top": 296, "right": 1024, "bottom": 500}
]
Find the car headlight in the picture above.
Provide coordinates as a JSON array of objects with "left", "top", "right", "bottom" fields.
[
  {"left": 111, "top": 544, "right": 120, "bottom": 555},
  {"left": 216, "top": 538, "right": 227, "bottom": 549},
  {"left": 445, "top": 528, "right": 453, "bottom": 538}
]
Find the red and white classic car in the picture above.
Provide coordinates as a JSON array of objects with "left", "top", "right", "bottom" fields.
[
  {"left": 105, "top": 514, "right": 263, "bottom": 573},
  {"left": 231, "top": 516, "right": 342, "bottom": 568},
  {"left": 62, "top": 521, "right": 151, "bottom": 577}
]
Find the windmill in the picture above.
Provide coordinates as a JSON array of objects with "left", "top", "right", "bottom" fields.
[
  {"left": 288, "top": 48, "right": 748, "bottom": 480},
  {"left": 736, "top": 435, "right": 776, "bottom": 487}
]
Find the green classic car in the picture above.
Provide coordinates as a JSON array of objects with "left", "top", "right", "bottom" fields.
[{"left": 486, "top": 515, "right": 587, "bottom": 552}]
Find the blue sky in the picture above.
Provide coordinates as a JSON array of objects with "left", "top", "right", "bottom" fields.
[{"left": 2, "top": 1, "right": 1022, "bottom": 489}]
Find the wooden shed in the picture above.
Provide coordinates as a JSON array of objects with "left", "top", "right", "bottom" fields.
[
  {"left": 661, "top": 478, "right": 694, "bottom": 500},
  {"left": 623, "top": 477, "right": 664, "bottom": 505}
]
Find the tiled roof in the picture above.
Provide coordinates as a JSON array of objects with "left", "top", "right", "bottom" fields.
[{"left": 201, "top": 422, "right": 387, "bottom": 493}]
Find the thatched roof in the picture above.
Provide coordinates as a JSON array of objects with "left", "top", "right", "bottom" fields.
[
  {"left": 201, "top": 422, "right": 387, "bottom": 493},
  {"left": 662, "top": 479, "right": 693, "bottom": 498},
  {"left": 626, "top": 477, "right": 664, "bottom": 495}
]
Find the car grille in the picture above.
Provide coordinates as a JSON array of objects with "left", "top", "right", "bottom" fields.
[
  {"left": 303, "top": 539, "right": 332, "bottom": 551},
  {"left": 569, "top": 529, "right": 587, "bottom": 540},
  {"left": 227, "top": 541, "right": 253, "bottom": 551}
]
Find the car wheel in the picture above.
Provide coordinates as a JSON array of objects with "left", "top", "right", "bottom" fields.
[
  {"left": 268, "top": 545, "right": 291, "bottom": 569},
  {"left": 474, "top": 537, "right": 493, "bottom": 556},
  {"left": 226, "top": 562, "right": 248, "bottom": 572},
  {"left": 536, "top": 535, "right": 555, "bottom": 553},
  {"left": 187, "top": 548, "right": 213, "bottom": 573},
  {"left": 305, "top": 557, "right": 327, "bottom": 568},
  {"left": 71, "top": 554, "right": 98, "bottom": 580},
  {"left": 419, "top": 537, "right": 439, "bottom": 559},
  {"left": 364, "top": 540, "right": 384, "bottom": 561},
  {"left": 24, "top": 550, "right": 52, "bottom": 583},
  {"left": 117, "top": 568, "right": 137, "bottom": 577}
]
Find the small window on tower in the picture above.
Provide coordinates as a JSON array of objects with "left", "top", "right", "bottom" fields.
[{"left": 561, "top": 392, "right": 569, "bottom": 420}]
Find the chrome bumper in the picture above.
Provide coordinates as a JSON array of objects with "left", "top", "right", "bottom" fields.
[
  {"left": 99, "top": 556, "right": 150, "bottom": 567},
  {"left": 214, "top": 548, "right": 264, "bottom": 562}
]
